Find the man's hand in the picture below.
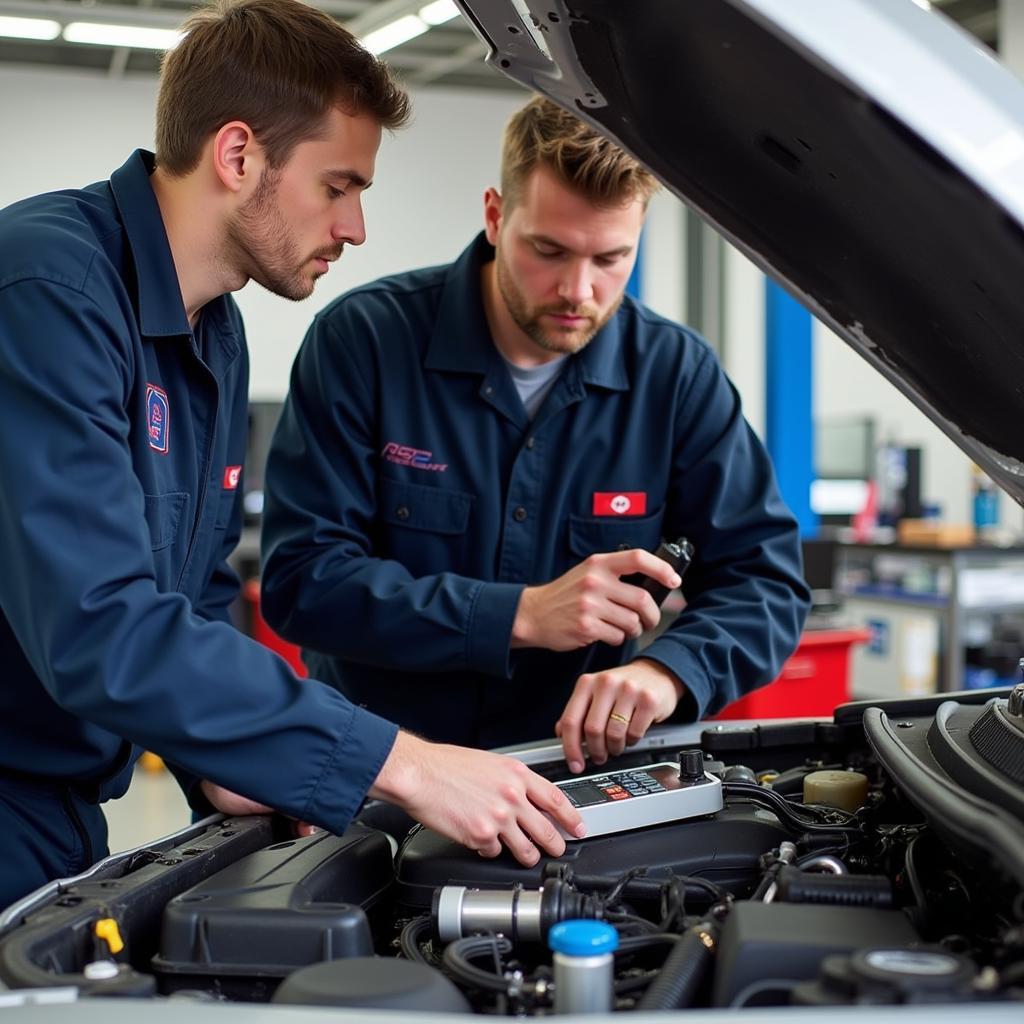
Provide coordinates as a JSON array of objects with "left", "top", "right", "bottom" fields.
[
  {"left": 555, "top": 658, "right": 685, "bottom": 772},
  {"left": 511, "top": 549, "right": 681, "bottom": 652},
  {"left": 369, "top": 732, "right": 585, "bottom": 865},
  {"left": 199, "top": 780, "right": 319, "bottom": 837}
]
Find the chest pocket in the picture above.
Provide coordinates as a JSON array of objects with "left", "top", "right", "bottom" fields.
[
  {"left": 379, "top": 477, "right": 474, "bottom": 576},
  {"left": 568, "top": 507, "right": 664, "bottom": 559},
  {"left": 143, "top": 491, "right": 189, "bottom": 589},
  {"left": 380, "top": 477, "right": 473, "bottom": 533},
  {"left": 143, "top": 491, "right": 188, "bottom": 551}
]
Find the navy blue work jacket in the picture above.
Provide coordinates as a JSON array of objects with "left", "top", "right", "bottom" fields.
[
  {"left": 0, "top": 151, "right": 396, "bottom": 823},
  {"left": 262, "top": 234, "right": 811, "bottom": 750}
]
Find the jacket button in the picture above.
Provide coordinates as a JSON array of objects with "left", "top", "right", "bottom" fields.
[
  {"left": 525, "top": 436, "right": 536, "bottom": 450},
  {"left": 617, "top": 542, "right": 631, "bottom": 551},
  {"left": 513, "top": 506, "right": 528, "bottom": 522},
  {"left": 396, "top": 505, "right": 410, "bottom": 521}
]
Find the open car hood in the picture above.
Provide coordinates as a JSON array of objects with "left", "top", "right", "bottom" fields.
[{"left": 457, "top": 0, "right": 1024, "bottom": 505}]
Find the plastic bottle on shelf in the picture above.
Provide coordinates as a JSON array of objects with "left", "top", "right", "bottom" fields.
[
  {"left": 875, "top": 441, "right": 907, "bottom": 527},
  {"left": 970, "top": 464, "right": 1000, "bottom": 543}
]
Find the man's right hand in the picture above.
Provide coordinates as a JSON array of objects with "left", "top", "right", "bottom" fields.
[
  {"left": 368, "top": 731, "right": 585, "bottom": 866},
  {"left": 511, "top": 549, "right": 681, "bottom": 652}
]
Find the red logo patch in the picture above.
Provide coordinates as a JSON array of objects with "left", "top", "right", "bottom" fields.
[
  {"left": 593, "top": 492, "right": 647, "bottom": 516},
  {"left": 223, "top": 465, "right": 242, "bottom": 490}
]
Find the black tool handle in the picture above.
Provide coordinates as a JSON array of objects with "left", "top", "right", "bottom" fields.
[{"left": 624, "top": 537, "right": 694, "bottom": 607}]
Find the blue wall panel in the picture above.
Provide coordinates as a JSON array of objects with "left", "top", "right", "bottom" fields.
[{"left": 765, "top": 281, "right": 817, "bottom": 536}]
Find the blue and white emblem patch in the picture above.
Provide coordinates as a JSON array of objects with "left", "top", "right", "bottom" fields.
[{"left": 146, "top": 383, "right": 169, "bottom": 454}]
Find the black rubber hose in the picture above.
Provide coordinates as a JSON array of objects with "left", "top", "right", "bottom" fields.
[
  {"left": 775, "top": 865, "right": 892, "bottom": 907},
  {"left": 442, "top": 934, "right": 514, "bottom": 994},
  {"left": 750, "top": 863, "right": 780, "bottom": 902},
  {"left": 399, "top": 914, "right": 434, "bottom": 964},
  {"left": 635, "top": 922, "right": 718, "bottom": 1010},
  {"left": 722, "top": 782, "right": 861, "bottom": 835},
  {"left": 568, "top": 872, "right": 724, "bottom": 903}
]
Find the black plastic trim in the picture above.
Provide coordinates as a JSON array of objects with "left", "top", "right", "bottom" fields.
[
  {"left": 833, "top": 688, "right": 1012, "bottom": 729},
  {"left": 863, "top": 707, "right": 1024, "bottom": 888},
  {"left": 0, "top": 816, "right": 276, "bottom": 992},
  {"left": 926, "top": 701, "right": 1024, "bottom": 820}
]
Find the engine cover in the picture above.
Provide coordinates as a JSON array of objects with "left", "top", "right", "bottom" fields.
[{"left": 394, "top": 804, "right": 790, "bottom": 910}]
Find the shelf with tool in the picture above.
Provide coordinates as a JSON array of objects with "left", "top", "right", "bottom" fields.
[{"left": 833, "top": 542, "right": 1024, "bottom": 698}]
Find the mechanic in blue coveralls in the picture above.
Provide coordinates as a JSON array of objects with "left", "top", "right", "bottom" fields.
[
  {"left": 0, "top": 1, "right": 585, "bottom": 911},
  {"left": 261, "top": 97, "right": 812, "bottom": 775}
]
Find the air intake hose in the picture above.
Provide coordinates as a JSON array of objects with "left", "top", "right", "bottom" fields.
[{"left": 635, "top": 921, "right": 718, "bottom": 1010}]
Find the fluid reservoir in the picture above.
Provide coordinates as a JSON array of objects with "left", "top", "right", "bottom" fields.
[
  {"left": 548, "top": 919, "right": 618, "bottom": 1014},
  {"left": 803, "top": 770, "right": 869, "bottom": 813}
]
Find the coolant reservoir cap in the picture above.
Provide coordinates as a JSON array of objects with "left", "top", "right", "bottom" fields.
[
  {"left": 548, "top": 919, "right": 619, "bottom": 957},
  {"left": 803, "top": 769, "right": 869, "bottom": 813}
]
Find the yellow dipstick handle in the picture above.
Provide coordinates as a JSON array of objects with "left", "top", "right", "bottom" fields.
[{"left": 95, "top": 918, "right": 124, "bottom": 955}]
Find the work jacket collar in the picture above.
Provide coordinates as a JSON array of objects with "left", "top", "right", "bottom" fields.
[
  {"left": 109, "top": 150, "right": 238, "bottom": 351},
  {"left": 425, "top": 231, "right": 629, "bottom": 392}
]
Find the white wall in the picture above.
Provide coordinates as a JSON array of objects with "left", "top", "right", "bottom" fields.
[
  {"left": 642, "top": 188, "right": 686, "bottom": 326},
  {"left": 722, "top": 245, "right": 766, "bottom": 440}
]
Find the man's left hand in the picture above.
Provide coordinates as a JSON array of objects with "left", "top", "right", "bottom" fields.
[
  {"left": 555, "top": 659, "right": 685, "bottom": 772},
  {"left": 199, "top": 780, "right": 319, "bottom": 837}
]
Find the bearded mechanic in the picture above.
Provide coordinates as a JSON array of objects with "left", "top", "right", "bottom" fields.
[{"left": 261, "top": 96, "right": 811, "bottom": 772}]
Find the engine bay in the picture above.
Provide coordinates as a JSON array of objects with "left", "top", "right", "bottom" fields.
[{"left": 2, "top": 689, "right": 1023, "bottom": 1014}]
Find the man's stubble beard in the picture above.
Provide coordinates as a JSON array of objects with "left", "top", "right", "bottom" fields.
[
  {"left": 224, "top": 168, "right": 334, "bottom": 303},
  {"left": 494, "top": 247, "right": 621, "bottom": 356}
]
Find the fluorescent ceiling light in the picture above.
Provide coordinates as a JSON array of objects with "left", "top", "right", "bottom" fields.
[
  {"left": 63, "top": 21, "right": 183, "bottom": 51},
  {"left": 362, "top": 14, "right": 427, "bottom": 55},
  {"left": 419, "top": 0, "right": 460, "bottom": 26},
  {"left": 0, "top": 15, "right": 61, "bottom": 40}
]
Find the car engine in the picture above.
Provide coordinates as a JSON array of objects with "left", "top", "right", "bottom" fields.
[{"left": 1, "top": 688, "right": 1022, "bottom": 1014}]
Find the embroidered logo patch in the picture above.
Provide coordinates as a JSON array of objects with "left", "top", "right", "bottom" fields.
[
  {"left": 146, "top": 384, "right": 169, "bottom": 454},
  {"left": 593, "top": 491, "right": 647, "bottom": 516},
  {"left": 381, "top": 441, "right": 448, "bottom": 472},
  {"left": 223, "top": 465, "right": 242, "bottom": 490}
]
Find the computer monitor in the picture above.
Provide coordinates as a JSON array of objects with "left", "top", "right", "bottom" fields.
[{"left": 812, "top": 415, "right": 875, "bottom": 521}]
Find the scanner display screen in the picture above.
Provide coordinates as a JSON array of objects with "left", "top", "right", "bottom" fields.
[{"left": 562, "top": 782, "right": 607, "bottom": 808}]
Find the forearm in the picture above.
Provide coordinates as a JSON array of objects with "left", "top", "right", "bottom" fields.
[
  {"left": 16, "top": 570, "right": 397, "bottom": 828},
  {"left": 261, "top": 547, "right": 524, "bottom": 676}
]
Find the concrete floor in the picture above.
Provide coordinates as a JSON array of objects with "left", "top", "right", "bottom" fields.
[{"left": 103, "top": 766, "right": 192, "bottom": 853}]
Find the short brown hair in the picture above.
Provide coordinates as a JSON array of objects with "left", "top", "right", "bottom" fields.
[
  {"left": 500, "top": 96, "right": 659, "bottom": 210},
  {"left": 156, "top": 0, "right": 410, "bottom": 176}
]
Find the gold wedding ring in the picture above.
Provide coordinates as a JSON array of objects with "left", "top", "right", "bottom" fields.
[{"left": 609, "top": 712, "right": 631, "bottom": 726}]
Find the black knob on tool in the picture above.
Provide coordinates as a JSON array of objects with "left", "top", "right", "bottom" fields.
[
  {"left": 624, "top": 537, "right": 694, "bottom": 607},
  {"left": 677, "top": 748, "right": 705, "bottom": 783}
]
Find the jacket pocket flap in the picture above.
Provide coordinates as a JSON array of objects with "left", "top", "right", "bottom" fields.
[{"left": 568, "top": 508, "right": 664, "bottom": 557}]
